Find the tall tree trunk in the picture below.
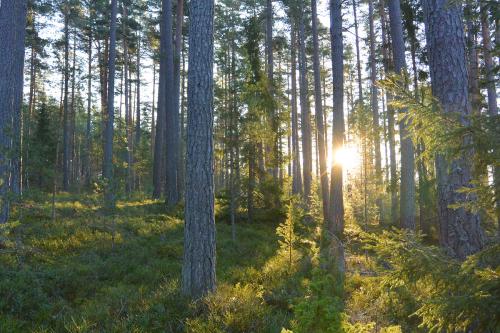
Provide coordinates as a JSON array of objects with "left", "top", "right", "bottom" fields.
[
  {"left": 85, "top": 30, "right": 92, "bottom": 188},
  {"left": 290, "top": 21, "right": 302, "bottom": 195},
  {"left": 62, "top": 4, "right": 70, "bottom": 191},
  {"left": 123, "top": 13, "right": 132, "bottom": 196},
  {"left": 70, "top": 32, "right": 77, "bottom": 186},
  {"left": 135, "top": 33, "right": 141, "bottom": 151},
  {"left": 328, "top": 0, "right": 345, "bottom": 236},
  {"left": 422, "top": 0, "right": 485, "bottom": 258},
  {"left": 298, "top": 3, "right": 312, "bottom": 202},
  {"left": 480, "top": 5, "right": 500, "bottom": 232},
  {"left": 368, "top": 0, "right": 383, "bottom": 223},
  {"left": 103, "top": 0, "right": 118, "bottom": 210},
  {"left": 153, "top": 0, "right": 168, "bottom": 199},
  {"left": 164, "top": 0, "right": 179, "bottom": 208},
  {"left": 182, "top": 0, "right": 216, "bottom": 299},
  {"left": 174, "top": 0, "right": 184, "bottom": 198},
  {"left": 311, "top": 0, "right": 329, "bottom": 221},
  {"left": 388, "top": 0, "right": 416, "bottom": 230},
  {"left": 466, "top": 16, "right": 481, "bottom": 116},
  {"left": 0, "top": 0, "right": 28, "bottom": 223},
  {"left": 379, "top": 0, "right": 398, "bottom": 225},
  {"left": 352, "top": 0, "right": 363, "bottom": 102},
  {"left": 266, "top": 0, "right": 278, "bottom": 180},
  {"left": 151, "top": 62, "right": 156, "bottom": 158}
]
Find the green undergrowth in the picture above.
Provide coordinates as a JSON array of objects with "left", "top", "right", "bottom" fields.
[{"left": 0, "top": 193, "right": 343, "bottom": 332}]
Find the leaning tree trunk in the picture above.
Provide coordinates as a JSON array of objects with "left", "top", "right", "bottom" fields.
[
  {"left": 422, "top": 0, "right": 485, "bottom": 259},
  {"left": 0, "top": 0, "right": 28, "bottom": 223},
  {"left": 388, "top": 0, "right": 416, "bottom": 230},
  {"left": 182, "top": 0, "right": 216, "bottom": 299},
  {"left": 311, "top": 0, "right": 329, "bottom": 222},
  {"left": 103, "top": 0, "right": 118, "bottom": 211}
]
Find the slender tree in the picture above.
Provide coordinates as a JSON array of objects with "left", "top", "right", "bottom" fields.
[
  {"left": 298, "top": 1, "right": 312, "bottom": 202},
  {"left": 311, "top": 0, "right": 329, "bottom": 221},
  {"left": 174, "top": 0, "right": 184, "bottom": 197},
  {"left": 329, "top": 0, "right": 345, "bottom": 235},
  {"left": 388, "top": 0, "right": 416, "bottom": 230},
  {"left": 103, "top": 0, "right": 118, "bottom": 210},
  {"left": 290, "top": 20, "right": 302, "bottom": 195},
  {"left": 62, "top": 2, "right": 71, "bottom": 191},
  {"left": 163, "top": 0, "right": 179, "bottom": 208},
  {"left": 368, "top": 0, "right": 383, "bottom": 223}
]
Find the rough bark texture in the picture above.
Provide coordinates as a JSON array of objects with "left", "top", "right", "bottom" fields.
[
  {"left": 182, "top": 0, "right": 216, "bottom": 299},
  {"left": 328, "top": 0, "right": 345, "bottom": 236},
  {"left": 388, "top": 0, "right": 416, "bottom": 230},
  {"left": 465, "top": 16, "right": 481, "bottom": 115},
  {"left": 311, "top": 0, "right": 329, "bottom": 222},
  {"left": 298, "top": 2, "right": 312, "bottom": 202},
  {"left": 0, "top": 0, "right": 28, "bottom": 223},
  {"left": 422, "top": 0, "right": 485, "bottom": 259},
  {"left": 174, "top": 0, "right": 184, "bottom": 198},
  {"left": 103, "top": 0, "right": 117, "bottom": 210},
  {"left": 163, "top": 0, "right": 179, "bottom": 208}
]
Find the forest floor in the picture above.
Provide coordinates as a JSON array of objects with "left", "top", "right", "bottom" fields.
[
  {"left": 0, "top": 193, "right": 298, "bottom": 332},
  {"left": 0, "top": 193, "right": 407, "bottom": 332}
]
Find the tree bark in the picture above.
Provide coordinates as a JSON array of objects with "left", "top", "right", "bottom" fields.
[
  {"left": 422, "top": 0, "right": 485, "bottom": 258},
  {"left": 480, "top": 5, "right": 500, "bottom": 233},
  {"left": 164, "top": 0, "right": 179, "bottom": 208},
  {"left": 368, "top": 0, "right": 383, "bottom": 223},
  {"left": 352, "top": 0, "right": 363, "bottom": 102},
  {"left": 388, "top": 0, "right": 416, "bottom": 230},
  {"left": 298, "top": 2, "right": 312, "bottom": 202},
  {"left": 62, "top": 4, "right": 70, "bottom": 191},
  {"left": 328, "top": 0, "right": 345, "bottom": 235},
  {"left": 311, "top": 0, "right": 329, "bottom": 222},
  {"left": 174, "top": 0, "right": 184, "bottom": 198},
  {"left": 0, "top": 0, "right": 28, "bottom": 223},
  {"left": 290, "top": 21, "right": 302, "bottom": 196},
  {"left": 103, "top": 0, "right": 118, "bottom": 210},
  {"left": 182, "top": 0, "right": 216, "bottom": 299}
]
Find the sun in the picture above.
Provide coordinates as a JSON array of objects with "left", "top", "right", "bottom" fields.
[{"left": 328, "top": 144, "right": 361, "bottom": 170}]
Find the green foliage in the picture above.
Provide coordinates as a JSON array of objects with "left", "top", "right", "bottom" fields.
[
  {"left": 292, "top": 269, "right": 345, "bottom": 333},
  {"left": 379, "top": 73, "right": 500, "bottom": 229},
  {"left": 0, "top": 194, "right": 297, "bottom": 332},
  {"left": 359, "top": 229, "right": 500, "bottom": 332},
  {"left": 276, "top": 198, "right": 302, "bottom": 271},
  {"left": 186, "top": 283, "right": 270, "bottom": 332}
]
